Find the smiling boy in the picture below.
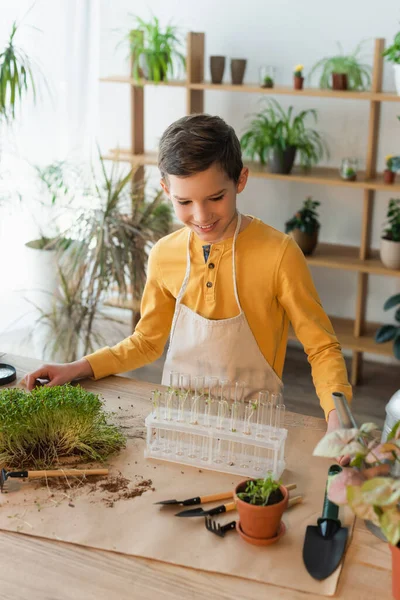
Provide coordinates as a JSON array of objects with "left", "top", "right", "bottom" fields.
[{"left": 24, "top": 114, "right": 352, "bottom": 440}]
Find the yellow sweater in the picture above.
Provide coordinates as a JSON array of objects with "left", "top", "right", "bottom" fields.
[{"left": 86, "top": 217, "right": 352, "bottom": 419}]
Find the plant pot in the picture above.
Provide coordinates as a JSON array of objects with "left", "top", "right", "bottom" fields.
[
  {"left": 294, "top": 76, "right": 304, "bottom": 90},
  {"left": 384, "top": 169, "right": 396, "bottom": 184},
  {"left": 268, "top": 146, "right": 297, "bottom": 174},
  {"left": 210, "top": 56, "right": 225, "bottom": 84},
  {"left": 380, "top": 237, "right": 400, "bottom": 270},
  {"left": 332, "top": 73, "right": 348, "bottom": 90},
  {"left": 234, "top": 480, "right": 288, "bottom": 541},
  {"left": 394, "top": 64, "right": 400, "bottom": 96},
  {"left": 391, "top": 544, "right": 400, "bottom": 600},
  {"left": 230, "top": 59, "right": 247, "bottom": 85},
  {"left": 289, "top": 228, "right": 319, "bottom": 255}
]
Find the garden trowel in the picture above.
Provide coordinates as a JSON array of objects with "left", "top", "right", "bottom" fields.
[
  {"left": 0, "top": 468, "right": 109, "bottom": 492},
  {"left": 303, "top": 464, "right": 348, "bottom": 580}
]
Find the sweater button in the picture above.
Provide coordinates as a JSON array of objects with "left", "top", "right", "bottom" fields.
[
  {"left": 206, "top": 281, "right": 213, "bottom": 288},
  {"left": 208, "top": 263, "right": 215, "bottom": 269}
]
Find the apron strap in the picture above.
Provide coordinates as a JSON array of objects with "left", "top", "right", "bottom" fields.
[{"left": 176, "top": 211, "right": 243, "bottom": 313}]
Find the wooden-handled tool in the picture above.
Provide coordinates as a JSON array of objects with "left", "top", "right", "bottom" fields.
[{"left": 0, "top": 468, "right": 109, "bottom": 492}]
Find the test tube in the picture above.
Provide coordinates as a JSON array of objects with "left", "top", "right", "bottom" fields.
[
  {"left": 256, "top": 391, "right": 269, "bottom": 438},
  {"left": 216, "top": 399, "right": 228, "bottom": 430},
  {"left": 233, "top": 381, "right": 245, "bottom": 403},
  {"left": 169, "top": 371, "right": 180, "bottom": 391},
  {"left": 180, "top": 372, "right": 191, "bottom": 392},
  {"left": 164, "top": 390, "right": 175, "bottom": 421},
  {"left": 190, "top": 394, "right": 200, "bottom": 425},
  {"left": 242, "top": 401, "right": 257, "bottom": 436},
  {"left": 193, "top": 376, "right": 205, "bottom": 398},
  {"left": 203, "top": 377, "right": 219, "bottom": 427},
  {"left": 151, "top": 390, "right": 161, "bottom": 420}
]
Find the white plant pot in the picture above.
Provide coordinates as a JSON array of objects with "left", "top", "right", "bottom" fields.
[
  {"left": 380, "top": 237, "right": 400, "bottom": 270},
  {"left": 394, "top": 64, "right": 400, "bottom": 96}
]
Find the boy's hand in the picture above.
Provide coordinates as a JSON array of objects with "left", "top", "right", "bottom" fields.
[
  {"left": 22, "top": 358, "right": 94, "bottom": 391},
  {"left": 327, "top": 409, "right": 351, "bottom": 467}
]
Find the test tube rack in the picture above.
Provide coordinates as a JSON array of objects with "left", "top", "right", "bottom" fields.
[{"left": 144, "top": 404, "right": 287, "bottom": 479}]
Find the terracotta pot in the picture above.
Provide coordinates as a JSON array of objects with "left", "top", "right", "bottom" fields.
[
  {"left": 210, "top": 56, "right": 225, "bottom": 84},
  {"left": 231, "top": 59, "right": 247, "bottom": 85},
  {"left": 234, "top": 480, "right": 288, "bottom": 540},
  {"left": 380, "top": 237, "right": 400, "bottom": 270},
  {"left": 384, "top": 169, "right": 396, "bottom": 184},
  {"left": 268, "top": 146, "right": 297, "bottom": 174},
  {"left": 391, "top": 544, "right": 400, "bottom": 600},
  {"left": 289, "top": 228, "right": 319, "bottom": 255},
  {"left": 332, "top": 73, "right": 348, "bottom": 90},
  {"left": 294, "top": 75, "right": 304, "bottom": 90}
]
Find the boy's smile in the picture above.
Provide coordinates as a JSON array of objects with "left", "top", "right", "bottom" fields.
[{"left": 161, "top": 163, "right": 249, "bottom": 243}]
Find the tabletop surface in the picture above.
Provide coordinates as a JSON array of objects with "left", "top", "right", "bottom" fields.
[{"left": 0, "top": 352, "right": 392, "bottom": 600}]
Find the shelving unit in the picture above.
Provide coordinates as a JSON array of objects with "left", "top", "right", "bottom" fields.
[{"left": 101, "top": 32, "right": 400, "bottom": 385}]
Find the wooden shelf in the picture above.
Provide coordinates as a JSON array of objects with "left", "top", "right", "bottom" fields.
[
  {"left": 307, "top": 243, "right": 400, "bottom": 277},
  {"left": 103, "top": 149, "right": 400, "bottom": 192},
  {"left": 289, "top": 316, "right": 394, "bottom": 356},
  {"left": 101, "top": 76, "right": 400, "bottom": 102}
]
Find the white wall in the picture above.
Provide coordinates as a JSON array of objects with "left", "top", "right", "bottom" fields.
[{"left": 99, "top": 0, "right": 400, "bottom": 361}]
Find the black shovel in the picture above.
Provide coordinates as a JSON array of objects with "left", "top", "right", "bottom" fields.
[{"left": 303, "top": 464, "right": 348, "bottom": 580}]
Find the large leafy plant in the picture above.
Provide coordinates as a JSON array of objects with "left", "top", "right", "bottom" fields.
[
  {"left": 313, "top": 420, "right": 400, "bottom": 546},
  {"left": 33, "top": 154, "right": 173, "bottom": 362},
  {"left": 0, "top": 385, "right": 126, "bottom": 468},
  {"left": 382, "top": 198, "right": 400, "bottom": 242},
  {"left": 124, "top": 15, "right": 185, "bottom": 82},
  {"left": 237, "top": 475, "right": 282, "bottom": 506},
  {"left": 240, "top": 99, "right": 328, "bottom": 169},
  {"left": 310, "top": 42, "right": 372, "bottom": 90},
  {"left": 375, "top": 294, "right": 400, "bottom": 359},
  {"left": 285, "top": 196, "right": 320, "bottom": 235},
  {"left": 383, "top": 32, "right": 400, "bottom": 64},
  {"left": 0, "top": 20, "right": 38, "bottom": 121}
]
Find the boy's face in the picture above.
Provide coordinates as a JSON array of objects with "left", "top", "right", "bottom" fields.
[{"left": 161, "top": 163, "right": 249, "bottom": 243}]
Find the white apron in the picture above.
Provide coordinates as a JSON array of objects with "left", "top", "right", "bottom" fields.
[{"left": 161, "top": 213, "right": 283, "bottom": 399}]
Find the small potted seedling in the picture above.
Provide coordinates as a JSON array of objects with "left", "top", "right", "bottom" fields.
[
  {"left": 285, "top": 196, "right": 320, "bottom": 256},
  {"left": 235, "top": 475, "right": 288, "bottom": 545},
  {"left": 260, "top": 65, "right": 274, "bottom": 88},
  {"left": 340, "top": 157, "right": 358, "bottom": 181},
  {"left": 384, "top": 155, "right": 397, "bottom": 185},
  {"left": 293, "top": 64, "right": 304, "bottom": 90}
]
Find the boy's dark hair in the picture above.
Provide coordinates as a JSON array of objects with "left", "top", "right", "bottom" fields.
[{"left": 158, "top": 114, "right": 243, "bottom": 183}]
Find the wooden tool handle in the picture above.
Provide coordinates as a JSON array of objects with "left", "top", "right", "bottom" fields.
[
  {"left": 225, "top": 501, "right": 237, "bottom": 512},
  {"left": 286, "top": 483, "right": 296, "bottom": 491},
  {"left": 287, "top": 494, "right": 303, "bottom": 508},
  {"left": 27, "top": 469, "right": 109, "bottom": 479},
  {"left": 200, "top": 491, "right": 233, "bottom": 503}
]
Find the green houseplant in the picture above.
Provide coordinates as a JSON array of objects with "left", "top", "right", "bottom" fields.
[
  {"left": 293, "top": 63, "right": 304, "bottom": 90},
  {"left": 310, "top": 42, "right": 372, "bottom": 91},
  {"left": 313, "top": 420, "right": 400, "bottom": 599},
  {"left": 34, "top": 155, "right": 173, "bottom": 362},
  {"left": 0, "top": 20, "right": 42, "bottom": 122},
  {"left": 240, "top": 99, "right": 328, "bottom": 174},
  {"left": 382, "top": 31, "right": 400, "bottom": 95},
  {"left": 380, "top": 198, "right": 400, "bottom": 270},
  {"left": 0, "top": 385, "right": 126, "bottom": 468},
  {"left": 285, "top": 196, "right": 320, "bottom": 255},
  {"left": 375, "top": 294, "right": 400, "bottom": 359},
  {"left": 234, "top": 476, "right": 288, "bottom": 544},
  {"left": 124, "top": 15, "right": 185, "bottom": 82}
]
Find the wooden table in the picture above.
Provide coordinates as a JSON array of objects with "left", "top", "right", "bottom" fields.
[{"left": 0, "top": 353, "right": 392, "bottom": 600}]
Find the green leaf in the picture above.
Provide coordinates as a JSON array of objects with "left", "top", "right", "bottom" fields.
[
  {"left": 375, "top": 324, "right": 397, "bottom": 343},
  {"left": 360, "top": 422, "right": 379, "bottom": 434},
  {"left": 379, "top": 507, "right": 400, "bottom": 546},
  {"left": 361, "top": 478, "right": 400, "bottom": 507},
  {"left": 313, "top": 428, "right": 359, "bottom": 457},
  {"left": 384, "top": 293, "right": 400, "bottom": 311},
  {"left": 347, "top": 485, "right": 380, "bottom": 524}
]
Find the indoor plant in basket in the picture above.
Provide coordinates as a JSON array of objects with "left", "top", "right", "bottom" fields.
[
  {"left": 313, "top": 420, "right": 400, "bottom": 599},
  {"left": 380, "top": 198, "right": 400, "bottom": 270},
  {"left": 309, "top": 42, "right": 372, "bottom": 91},
  {"left": 285, "top": 196, "right": 320, "bottom": 255},
  {"left": 235, "top": 475, "right": 288, "bottom": 545},
  {"left": 375, "top": 293, "right": 400, "bottom": 360},
  {"left": 382, "top": 31, "right": 400, "bottom": 96},
  {"left": 240, "top": 98, "right": 328, "bottom": 174},
  {"left": 124, "top": 15, "right": 185, "bottom": 83}
]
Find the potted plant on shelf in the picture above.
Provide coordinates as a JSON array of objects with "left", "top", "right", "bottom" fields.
[
  {"left": 375, "top": 294, "right": 400, "bottom": 359},
  {"left": 385, "top": 155, "right": 397, "bottom": 184},
  {"left": 380, "top": 198, "right": 400, "bottom": 270},
  {"left": 340, "top": 157, "right": 358, "bottom": 181},
  {"left": 285, "top": 197, "right": 320, "bottom": 255},
  {"left": 309, "top": 42, "right": 372, "bottom": 91},
  {"left": 240, "top": 98, "right": 328, "bottom": 174},
  {"left": 313, "top": 420, "right": 400, "bottom": 600},
  {"left": 234, "top": 475, "right": 288, "bottom": 545},
  {"left": 259, "top": 65, "right": 274, "bottom": 88},
  {"left": 382, "top": 31, "right": 400, "bottom": 96},
  {"left": 294, "top": 64, "right": 304, "bottom": 90},
  {"left": 124, "top": 15, "right": 185, "bottom": 83}
]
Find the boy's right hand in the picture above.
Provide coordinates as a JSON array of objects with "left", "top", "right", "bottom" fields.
[{"left": 22, "top": 358, "right": 94, "bottom": 391}]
